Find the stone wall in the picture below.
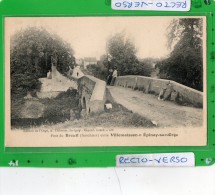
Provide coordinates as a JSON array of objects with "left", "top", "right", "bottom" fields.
[
  {"left": 115, "top": 76, "right": 203, "bottom": 107},
  {"left": 78, "top": 75, "right": 106, "bottom": 114}
]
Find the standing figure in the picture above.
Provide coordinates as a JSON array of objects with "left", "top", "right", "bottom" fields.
[
  {"left": 107, "top": 68, "right": 113, "bottom": 85},
  {"left": 110, "top": 67, "right": 118, "bottom": 86}
]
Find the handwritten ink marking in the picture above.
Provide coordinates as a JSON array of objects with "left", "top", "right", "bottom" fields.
[
  {"left": 130, "top": 158, "right": 138, "bottom": 163},
  {"left": 119, "top": 157, "right": 124, "bottom": 164},
  {"left": 181, "top": 157, "right": 188, "bottom": 163},
  {"left": 135, "top": 2, "right": 140, "bottom": 7},
  {"left": 141, "top": 1, "right": 149, "bottom": 6},
  {"left": 164, "top": 2, "right": 172, "bottom": 7},
  {"left": 141, "top": 158, "right": 148, "bottom": 163},
  {"left": 112, "top": 0, "right": 190, "bottom": 11},
  {"left": 170, "top": 156, "right": 180, "bottom": 163},
  {"left": 156, "top": 2, "right": 163, "bottom": 7},
  {"left": 154, "top": 158, "right": 161, "bottom": 163},
  {"left": 170, "top": 2, "right": 176, "bottom": 7},
  {"left": 163, "top": 157, "right": 168, "bottom": 163},
  {"left": 115, "top": 2, "right": 122, "bottom": 7},
  {"left": 123, "top": 1, "right": 133, "bottom": 8},
  {"left": 181, "top": 1, "right": 187, "bottom": 8},
  {"left": 116, "top": 153, "right": 194, "bottom": 167},
  {"left": 118, "top": 156, "right": 189, "bottom": 164}
]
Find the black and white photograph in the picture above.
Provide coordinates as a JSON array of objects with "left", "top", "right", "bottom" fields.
[{"left": 5, "top": 17, "right": 206, "bottom": 147}]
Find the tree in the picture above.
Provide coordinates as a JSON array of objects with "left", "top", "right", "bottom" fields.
[
  {"left": 106, "top": 32, "right": 139, "bottom": 76},
  {"left": 138, "top": 59, "right": 154, "bottom": 77},
  {"left": 11, "top": 27, "right": 75, "bottom": 96},
  {"left": 157, "top": 18, "right": 203, "bottom": 91},
  {"left": 106, "top": 33, "right": 154, "bottom": 77},
  {"left": 99, "top": 54, "right": 109, "bottom": 68},
  {"left": 167, "top": 18, "right": 202, "bottom": 50},
  {"left": 86, "top": 64, "right": 108, "bottom": 81}
]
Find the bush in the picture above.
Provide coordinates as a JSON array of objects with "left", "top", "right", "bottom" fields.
[
  {"left": 86, "top": 64, "right": 108, "bottom": 81},
  {"left": 11, "top": 27, "right": 75, "bottom": 97}
]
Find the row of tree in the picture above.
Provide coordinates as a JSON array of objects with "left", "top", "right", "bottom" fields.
[
  {"left": 156, "top": 18, "right": 203, "bottom": 91},
  {"left": 93, "top": 18, "right": 203, "bottom": 91},
  {"left": 11, "top": 18, "right": 203, "bottom": 98}
]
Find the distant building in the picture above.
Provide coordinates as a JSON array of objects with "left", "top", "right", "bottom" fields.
[{"left": 83, "top": 57, "right": 97, "bottom": 69}]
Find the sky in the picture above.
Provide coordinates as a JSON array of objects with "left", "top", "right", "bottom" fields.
[{"left": 6, "top": 17, "right": 173, "bottom": 60}]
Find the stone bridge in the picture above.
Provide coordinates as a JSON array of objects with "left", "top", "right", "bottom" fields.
[
  {"left": 114, "top": 75, "right": 203, "bottom": 107},
  {"left": 78, "top": 75, "right": 106, "bottom": 114},
  {"left": 77, "top": 75, "right": 203, "bottom": 127}
]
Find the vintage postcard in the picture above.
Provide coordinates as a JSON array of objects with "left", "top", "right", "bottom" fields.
[{"left": 5, "top": 16, "right": 207, "bottom": 147}]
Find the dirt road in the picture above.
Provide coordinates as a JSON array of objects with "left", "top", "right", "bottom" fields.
[{"left": 108, "top": 86, "right": 203, "bottom": 128}]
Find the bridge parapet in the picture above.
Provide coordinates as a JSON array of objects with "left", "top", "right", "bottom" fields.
[
  {"left": 78, "top": 75, "right": 106, "bottom": 114},
  {"left": 115, "top": 76, "right": 203, "bottom": 107}
]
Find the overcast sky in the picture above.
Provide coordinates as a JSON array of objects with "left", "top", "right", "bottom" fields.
[{"left": 6, "top": 17, "right": 173, "bottom": 60}]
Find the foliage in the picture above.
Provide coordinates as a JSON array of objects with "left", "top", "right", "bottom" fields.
[
  {"left": 11, "top": 89, "right": 79, "bottom": 128},
  {"left": 42, "top": 89, "right": 79, "bottom": 119},
  {"left": 106, "top": 32, "right": 139, "bottom": 76},
  {"left": 47, "top": 103, "right": 154, "bottom": 128},
  {"left": 11, "top": 89, "right": 154, "bottom": 129},
  {"left": 98, "top": 54, "right": 109, "bottom": 68},
  {"left": 156, "top": 18, "right": 203, "bottom": 91},
  {"left": 86, "top": 64, "right": 108, "bottom": 81},
  {"left": 127, "top": 113, "right": 153, "bottom": 127},
  {"left": 11, "top": 27, "right": 75, "bottom": 96},
  {"left": 138, "top": 59, "right": 155, "bottom": 77},
  {"left": 100, "top": 32, "right": 154, "bottom": 77}
]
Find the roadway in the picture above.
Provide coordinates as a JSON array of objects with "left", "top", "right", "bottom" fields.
[{"left": 107, "top": 86, "right": 203, "bottom": 128}]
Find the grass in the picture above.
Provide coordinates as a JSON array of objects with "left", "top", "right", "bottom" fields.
[
  {"left": 65, "top": 103, "right": 154, "bottom": 128},
  {"left": 15, "top": 103, "right": 154, "bottom": 129},
  {"left": 11, "top": 89, "right": 154, "bottom": 129},
  {"left": 11, "top": 89, "right": 80, "bottom": 128},
  {"left": 57, "top": 110, "right": 154, "bottom": 128}
]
